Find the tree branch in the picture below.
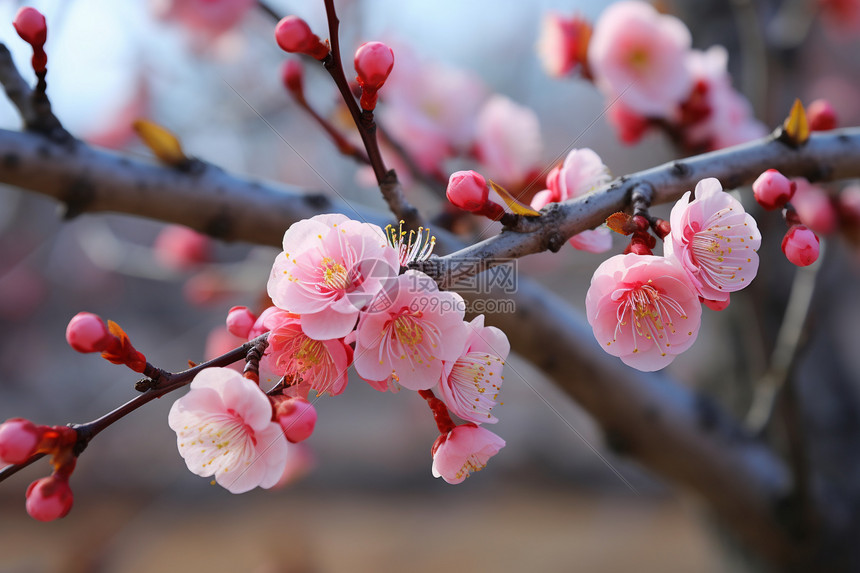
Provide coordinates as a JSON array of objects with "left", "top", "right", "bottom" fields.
[
  {"left": 0, "top": 124, "right": 813, "bottom": 564},
  {"left": 420, "top": 129, "right": 860, "bottom": 289}
]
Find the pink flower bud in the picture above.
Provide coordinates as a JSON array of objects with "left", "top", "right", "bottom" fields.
[
  {"left": 782, "top": 225, "right": 820, "bottom": 267},
  {"left": 0, "top": 418, "right": 42, "bottom": 465},
  {"left": 13, "top": 7, "right": 47, "bottom": 48},
  {"left": 446, "top": 170, "right": 489, "bottom": 212},
  {"left": 65, "top": 312, "right": 113, "bottom": 353},
  {"left": 274, "top": 16, "right": 329, "bottom": 60},
  {"left": 274, "top": 397, "right": 317, "bottom": 443},
  {"left": 226, "top": 306, "right": 256, "bottom": 339},
  {"left": 808, "top": 99, "right": 838, "bottom": 131},
  {"left": 753, "top": 169, "right": 796, "bottom": 211},
  {"left": 25, "top": 476, "right": 73, "bottom": 522},
  {"left": 354, "top": 42, "right": 394, "bottom": 91},
  {"left": 281, "top": 60, "right": 304, "bottom": 94}
]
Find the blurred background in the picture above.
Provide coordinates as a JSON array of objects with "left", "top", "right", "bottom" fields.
[{"left": 1, "top": 0, "right": 860, "bottom": 571}]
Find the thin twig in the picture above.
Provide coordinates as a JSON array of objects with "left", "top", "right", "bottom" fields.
[{"left": 0, "top": 333, "right": 269, "bottom": 484}]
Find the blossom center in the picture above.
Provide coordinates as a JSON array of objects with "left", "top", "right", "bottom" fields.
[
  {"left": 615, "top": 281, "right": 687, "bottom": 356},
  {"left": 320, "top": 257, "right": 350, "bottom": 290},
  {"left": 393, "top": 312, "right": 425, "bottom": 346}
]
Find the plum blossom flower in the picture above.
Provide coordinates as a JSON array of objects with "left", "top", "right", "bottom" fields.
[
  {"left": 664, "top": 178, "right": 761, "bottom": 303},
  {"left": 267, "top": 214, "right": 399, "bottom": 340},
  {"left": 682, "top": 47, "right": 766, "bottom": 151},
  {"left": 353, "top": 271, "right": 469, "bottom": 391},
  {"left": 474, "top": 95, "right": 543, "bottom": 189},
  {"left": 431, "top": 424, "right": 506, "bottom": 484},
  {"left": 250, "top": 307, "right": 352, "bottom": 396},
  {"left": 536, "top": 12, "right": 592, "bottom": 78},
  {"left": 438, "top": 316, "right": 508, "bottom": 424},
  {"left": 168, "top": 367, "right": 288, "bottom": 494},
  {"left": 530, "top": 148, "right": 613, "bottom": 253},
  {"left": 589, "top": 1, "right": 693, "bottom": 117},
  {"left": 586, "top": 254, "right": 702, "bottom": 371},
  {"left": 380, "top": 45, "right": 487, "bottom": 174}
]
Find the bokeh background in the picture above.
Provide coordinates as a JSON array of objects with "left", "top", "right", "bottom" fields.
[{"left": 1, "top": 0, "right": 860, "bottom": 571}]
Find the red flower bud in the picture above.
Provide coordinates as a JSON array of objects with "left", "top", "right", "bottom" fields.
[
  {"left": 274, "top": 16, "right": 329, "bottom": 60},
  {"left": 281, "top": 60, "right": 304, "bottom": 95},
  {"left": 446, "top": 170, "right": 489, "bottom": 212},
  {"left": 354, "top": 41, "right": 394, "bottom": 91},
  {"left": 273, "top": 396, "right": 317, "bottom": 443},
  {"left": 808, "top": 99, "right": 837, "bottom": 132},
  {"left": 781, "top": 225, "right": 820, "bottom": 267},
  {"left": 25, "top": 476, "right": 73, "bottom": 522},
  {"left": 65, "top": 312, "right": 113, "bottom": 353},
  {"left": 226, "top": 306, "right": 256, "bottom": 339},
  {"left": 753, "top": 169, "right": 795, "bottom": 211},
  {"left": 0, "top": 418, "right": 42, "bottom": 465},
  {"left": 13, "top": 7, "right": 47, "bottom": 48}
]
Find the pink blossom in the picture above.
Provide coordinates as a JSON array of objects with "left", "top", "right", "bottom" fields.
[
  {"left": 251, "top": 307, "right": 352, "bottom": 396},
  {"left": 13, "top": 7, "right": 47, "bottom": 48},
  {"left": 589, "top": 1, "right": 693, "bottom": 117},
  {"left": 153, "top": 225, "right": 212, "bottom": 271},
  {"left": 530, "top": 148, "right": 613, "bottom": 253},
  {"left": 168, "top": 367, "right": 288, "bottom": 493},
  {"left": 791, "top": 178, "right": 838, "bottom": 235},
  {"left": 25, "top": 476, "right": 73, "bottom": 522},
  {"left": 753, "top": 169, "right": 796, "bottom": 211},
  {"left": 273, "top": 396, "right": 317, "bottom": 443},
  {"left": 267, "top": 214, "right": 400, "bottom": 340},
  {"left": 586, "top": 254, "right": 702, "bottom": 371},
  {"left": 431, "top": 424, "right": 505, "bottom": 484},
  {"left": 0, "top": 418, "right": 41, "bottom": 465},
  {"left": 683, "top": 47, "right": 766, "bottom": 150},
  {"left": 782, "top": 226, "right": 820, "bottom": 267},
  {"left": 438, "top": 316, "right": 508, "bottom": 424},
  {"left": 536, "top": 12, "right": 591, "bottom": 78},
  {"left": 665, "top": 178, "right": 761, "bottom": 303},
  {"left": 153, "top": 0, "right": 254, "bottom": 38},
  {"left": 474, "top": 95, "right": 543, "bottom": 188},
  {"left": 353, "top": 271, "right": 469, "bottom": 391},
  {"left": 381, "top": 46, "right": 487, "bottom": 173}
]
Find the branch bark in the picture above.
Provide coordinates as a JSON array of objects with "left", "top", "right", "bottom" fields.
[{"left": 423, "top": 128, "right": 860, "bottom": 288}]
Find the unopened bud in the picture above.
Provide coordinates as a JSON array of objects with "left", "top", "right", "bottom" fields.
[
  {"left": 226, "top": 306, "right": 256, "bottom": 339},
  {"left": 782, "top": 225, "right": 820, "bottom": 267},
  {"left": 65, "top": 312, "right": 113, "bottom": 354},
  {"left": 808, "top": 99, "right": 837, "bottom": 131},
  {"left": 0, "top": 418, "right": 42, "bottom": 465},
  {"left": 273, "top": 396, "right": 317, "bottom": 443},
  {"left": 275, "top": 16, "right": 329, "bottom": 60},
  {"left": 13, "top": 7, "right": 47, "bottom": 48},
  {"left": 753, "top": 169, "right": 795, "bottom": 211},
  {"left": 446, "top": 170, "right": 489, "bottom": 212},
  {"left": 25, "top": 476, "right": 73, "bottom": 522},
  {"left": 281, "top": 60, "right": 304, "bottom": 95}
]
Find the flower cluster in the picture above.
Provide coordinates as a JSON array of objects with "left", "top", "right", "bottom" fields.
[
  {"left": 168, "top": 214, "right": 509, "bottom": 492},
  {"left": 538, "top": 1, "right": 765, "bottom": 152},
  {"left": 587, "top": 178, "right": 761, "bottom": 371}
]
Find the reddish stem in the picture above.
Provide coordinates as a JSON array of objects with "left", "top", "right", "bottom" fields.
[
  {"left": 0, "top": 332, "right": 270, "bottom": 484},
  {"left": 418, "top": 389, "right": 456, "bottom": 435}
]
